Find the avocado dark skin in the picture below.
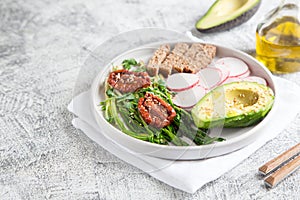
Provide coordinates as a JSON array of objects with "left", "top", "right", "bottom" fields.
[{"left": 196, "top": 1, "right": 261, "bottom": 33}]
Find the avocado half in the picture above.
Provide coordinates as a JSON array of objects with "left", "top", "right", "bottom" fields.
[
  {"left": 195, "top": 0, "right": 261, "bottom": 33},
  {"left": 191, "top": 81, "right": 274, "bottom": 129}
]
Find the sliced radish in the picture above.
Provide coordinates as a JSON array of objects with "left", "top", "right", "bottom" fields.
[
  {"left": 173, "top": 86, "right": 206, "bottom": 108},
  {"left": 243, "top": 76, "right": 267, "bottom": 85},
  {"left": 222, "top": 77, "right": 243, "bottom": 85},
  {"left": 197, "top": 67, "right": 222, "bottom": 90},
  {"left": 235, "top": 69, "right": 250, "bottom": 78},
  {"left": 166, "top": 73, "right": 199, "bottom": 92},
  {"left": 213, "top": 64, "right": 230, "bottom": 84},
  {"left": 216, "top": 57, "right": 249, "bottom": 78}
]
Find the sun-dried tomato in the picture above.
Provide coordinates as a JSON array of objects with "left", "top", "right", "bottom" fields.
[
  {"left": 138, "top": 93, "right": 176, "bottom": 128},
  {"left": 107, "top": 69, "right": 151, "bottom": 93}
]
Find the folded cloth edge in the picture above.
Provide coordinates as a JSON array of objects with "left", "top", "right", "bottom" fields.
[{"left": 71, "top": 117, "right": 196, "bottom": 193}]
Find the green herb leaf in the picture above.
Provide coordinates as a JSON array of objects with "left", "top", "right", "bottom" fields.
[
  {"left": 122, "top": 59, "right": 138, "bottom": 70},
  {"left": 106, "top": 88, "right": 115, "bottom": 97}
]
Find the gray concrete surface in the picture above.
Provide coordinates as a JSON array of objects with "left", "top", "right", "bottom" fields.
[{"left": 0, "top": 0, "right": 299, "bottom": 199}]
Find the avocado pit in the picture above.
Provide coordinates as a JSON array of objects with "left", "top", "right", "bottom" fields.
[{"left": 226, "top": 89, "right": 259, "bottom": 108}]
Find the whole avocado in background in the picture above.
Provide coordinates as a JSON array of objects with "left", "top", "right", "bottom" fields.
[
  {"left": 191, "top": 81, "right": 274, "bottom": 129},
  {"left": 195, "top": 0, "right": 261, "bottom": 33}
]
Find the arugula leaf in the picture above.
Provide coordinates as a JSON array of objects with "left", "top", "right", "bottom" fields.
[
  {"left": 106, "top": 88, "right": 115, "bottom": 97},
  {"left": 122, "top": 59, "right": 138, "bottom": 70}
]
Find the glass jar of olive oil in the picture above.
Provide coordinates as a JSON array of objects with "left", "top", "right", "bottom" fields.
[{"left": 256, "top": 0, "right": 300, "bottom": 74}]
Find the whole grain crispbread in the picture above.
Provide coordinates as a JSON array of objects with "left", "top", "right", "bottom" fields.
[
  {"left": 146, "top": 42, "right": 216, "bottom": 77},
  {"left": 146, "top": 44, "right": 170, "bottom": 76}
]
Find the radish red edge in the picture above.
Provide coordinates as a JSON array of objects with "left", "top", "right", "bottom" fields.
[
  {"left": 216, "top": 57, "right": 249, "bottom": 78},
  {"left": 243, "top": 76, "right": 267, "bottom": 85},
  {"left": 222, "top": 77, "right": 243, "bottom": 85},
  {"left": 167, "top": 79, "right": 200, "bottom": 92},
  {"left": 215, "top": 66, "right": 230, "bottom": 85},
  {"left": 230, "top": 69, "right": 250, "bottom": 78},
  {"left": 166, "top": 73, "right": 200, "bottom": 92},
  {"left": 197, "top": 67, "right": 223, "bottom": 90}
]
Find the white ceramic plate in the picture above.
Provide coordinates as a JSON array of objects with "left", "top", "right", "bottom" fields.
[{"left": 90, "top": 42, "right": 277, "bottom": 160}]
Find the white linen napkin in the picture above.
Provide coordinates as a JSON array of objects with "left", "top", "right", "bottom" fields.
[{"left": 68, "top": 77, "right": 300, "bottom": 193}]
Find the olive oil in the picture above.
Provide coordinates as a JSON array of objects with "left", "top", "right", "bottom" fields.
[{"left": 256, "top": 16, "right": 300, "bottom": 73}]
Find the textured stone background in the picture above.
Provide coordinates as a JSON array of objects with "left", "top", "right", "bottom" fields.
[{"left": 0, "top": 0, "right": 299, "bottom": 199}]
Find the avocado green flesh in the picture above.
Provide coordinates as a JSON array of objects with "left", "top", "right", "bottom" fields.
[
  {"left": 191, "top": 82, "right": 274, "bottom": 129},
  {"left": 196, "top": 0, "right": 261, "bottom": 32}
]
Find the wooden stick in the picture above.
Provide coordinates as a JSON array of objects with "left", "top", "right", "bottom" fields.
[
  {"left": 259, "top": 143, "right": 300, "bottom": 175},
  {"left": 264, "top": 155, "right": 300, "bottom": 188}
]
